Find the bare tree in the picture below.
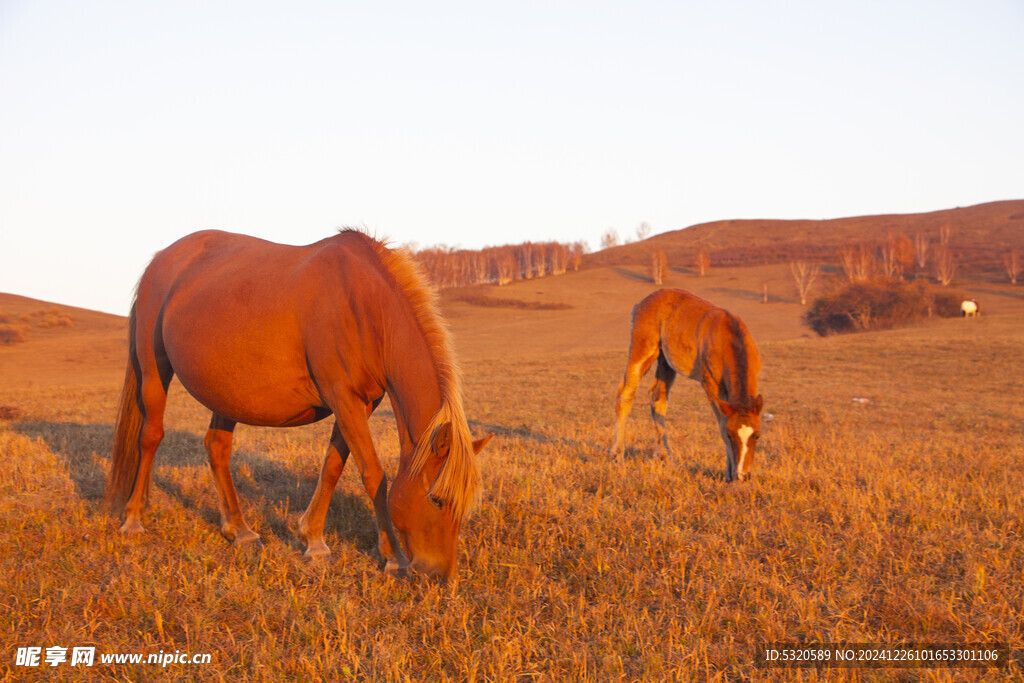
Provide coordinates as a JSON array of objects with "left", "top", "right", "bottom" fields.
[
  {"left": 914, "top": 232, "right": 929, "bottom": 273},
  {"left": 650, "top": 249, "right": 667, "bottom": 285},
  {"left": 790, "top": 261, "right": 820, "bottom": 305},
  {"left": 550, "top": 243, "right": 568, "bottom": 275},
  {"left": 1005, "top": 249, "right": 1021, "bottom": 285},
  {"left": 696, "top": 247, "right": 710, "bottom": 277},
  {"left": 495, "top": 251, "right": 516, "bottom": 285},
  {"left": 517, "top": 243, "right": 533, "bottom": 279},
  {"left": 600, "top": 229, "right": 620, "bottom": 250},
  {"left": 939, "top": 223, "right": 953, "bottom": 246},
  {"left": 881, "top": 232, "right": 914, "bottom": 279},
  {"left": 839, "top": 243, "right": 874, "bottom": 282},
  {"left": 934, "top": 244, "right": 956, "bottom": 285},
  {"left": 570, "top": 242, "right": 585, "bottom": 271},
  {"left": 635, "top": 222, "right": 652, "bottom": 242},
  {"left": 533, "top": 243, "right": 548, "bottom": 278}
]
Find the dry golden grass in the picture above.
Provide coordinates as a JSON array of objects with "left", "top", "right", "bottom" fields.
[{"left": 0, "top": 285, "right": 1021, "bottom": 680}]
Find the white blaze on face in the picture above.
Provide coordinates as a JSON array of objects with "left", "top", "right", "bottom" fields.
[{"left": 736, "top": 425, "right": 754, "bottom": 474}]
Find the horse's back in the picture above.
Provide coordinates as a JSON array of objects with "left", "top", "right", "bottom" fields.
[
  {"left": 632, "top": 289, "right": 759, "bottom": 380},
  {"left": 134, "top": 230, "right": 384, "bottom": 426},
  {"left": 631, "top": 289, "right": 715, "bottom": 376}
]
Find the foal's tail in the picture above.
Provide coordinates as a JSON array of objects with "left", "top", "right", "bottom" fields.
[{"left": 102, "top": 305, "right": 143, "bottom": 516}]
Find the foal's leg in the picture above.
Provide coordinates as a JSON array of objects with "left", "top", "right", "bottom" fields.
[
  {"left": 650, "top": 355, "right": 677, "bottom": 460},
  {"left": 120, "top": 349, "right": 173, "bottom": 534},
  {"left": 298, "top": 422, "right": 350, "bottom": 559},
  {"left": 610, "top": 335, "right": 659, "bottom": 460},
  {"left": 204, "top": 414, "right": 261, "bottom": 546},
  {"left": 717, "top": 416, "right": 737, "bottom": 483}
]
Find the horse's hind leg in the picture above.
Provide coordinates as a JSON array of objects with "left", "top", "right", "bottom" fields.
[
  {"left": 298, "top": 422, "right": 350, "bottom": 559},
  {"left": 650, "top": 354, "right": 676, "bottom": 460},
  {"left": 610, "top": 334, "right": 659, "bottom": 460},
  {"left": 204, "top": 414, "right": 261, "bottom": 547},
  {"left": 121, "top": 350, "right": 173, "bottom": 534}
]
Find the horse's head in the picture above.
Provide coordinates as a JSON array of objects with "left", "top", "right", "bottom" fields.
[
  {"left": 384, "top": 423, "right": 491, "bottom": 582},
  {"left": 716, "top": 394, "right": 764, "bottom": 482}
]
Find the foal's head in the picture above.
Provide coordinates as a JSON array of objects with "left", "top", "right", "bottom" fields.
[
  {"left": 716, "top": 394, "right": 764, "bottom": 482},
  {"left": 385, "top": 422, "right": 490, "bottom": 582}
]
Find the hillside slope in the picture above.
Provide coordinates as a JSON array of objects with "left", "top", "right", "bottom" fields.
[
  {"left": 0, "top": 293, "right": 126, "bottom": 389},
  {"left": 588, "top": 199, "right": 1024, "bottom": 277}
]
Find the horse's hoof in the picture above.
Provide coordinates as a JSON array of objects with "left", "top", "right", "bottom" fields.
[
  {"left": 232, "top": 530, "right": 263, "bottom": 549},
  {"left": 384, "top": 559, "right": 412, "bottom": 580},
  {"left": 303, "top": 541, "right": 332, "bottom": 560}
]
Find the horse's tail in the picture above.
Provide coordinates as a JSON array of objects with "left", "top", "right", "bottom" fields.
[{"left": 102, "top": 304, "right": 143, "bottom": 516}]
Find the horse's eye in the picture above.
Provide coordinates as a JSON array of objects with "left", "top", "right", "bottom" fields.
[{"left": 428, "top": 494, "right": 444, "bottom": 509}]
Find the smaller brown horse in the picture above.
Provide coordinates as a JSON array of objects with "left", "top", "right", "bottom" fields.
[{"left": 610, "top": 289, "right": 764, "bottom": 481}]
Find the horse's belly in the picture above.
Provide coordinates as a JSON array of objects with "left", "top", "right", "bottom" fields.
[
  {"left": 175, "top": 369, "right": 327, "bottom": 427},
  {"left": 165, "top": 332, "right": 325, "bottom": 427}
]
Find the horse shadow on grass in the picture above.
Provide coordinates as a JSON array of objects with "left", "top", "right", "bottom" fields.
[
  {"left": 11, "top": 421, "right": 376, "bottom": 556},
  {"left": 465, "top": 417, "right": 732, "bottom": 481},
  {"left": 466, "top": 418, "right": 704, "bottom": 469},
  {"left": 468, "top": 419, "right": 602, "bottom": 455}
]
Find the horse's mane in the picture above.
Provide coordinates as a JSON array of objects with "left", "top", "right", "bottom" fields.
[
  {"left": 342, "top": 229, "right": 481, "bottom": 521},
  {"left": 723, "top": 312, "right": 759, "bottom": 411}
]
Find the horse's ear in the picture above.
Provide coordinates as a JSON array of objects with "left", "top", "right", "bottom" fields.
[
  {"left": 472, "top": 433, "right": 494, "bottom": 455},
  {"left": 432, "top": 422, "right": 453, "bottom": 460},
  {"left": 754, "top": 394, "right": 764, "bottom": 414}
]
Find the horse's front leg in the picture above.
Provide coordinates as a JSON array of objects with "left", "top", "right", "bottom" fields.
[
  {"left": 298, "top": 422, "right": 349, "bottom": 559},
  {"left": 204, "top": 414, "right": 262, "bottom": 547},
  {"left": 610, "top": 343, "right": 659, "bottom": 461},
  {"left": 330, "top": 395, "right": 411, "bottom": 575},
  {"left": 715, "top": 413, "right": 738, "bottom": 483}
]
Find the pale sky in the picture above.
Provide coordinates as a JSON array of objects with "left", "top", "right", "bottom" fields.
[{"left": 2, "top": 0, "right": 1022, "bottom": 315}]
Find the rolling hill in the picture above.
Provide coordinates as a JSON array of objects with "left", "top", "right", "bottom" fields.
[{"left": 587, "top": 199, "right": 1024, "bottom": 279}]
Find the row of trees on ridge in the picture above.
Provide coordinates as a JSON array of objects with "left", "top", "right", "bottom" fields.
[{"left": 413, "top": 242, "right": 586, "bottom": 289}]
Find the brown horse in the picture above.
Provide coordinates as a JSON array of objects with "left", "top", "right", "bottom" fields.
[
  {"left": 610, "top": 289, "right": 763, "bottom": 481},
  {"left": 103, "top": 229, "right": 491, "bottom": 581}
]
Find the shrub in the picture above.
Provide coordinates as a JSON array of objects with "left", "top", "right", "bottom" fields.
[
  {"left": 0, "top": 324, "right": 28, "bottom": 345},
  {"left": 932, "top": 290, "right": 966, "bottom": 318},
  {"left": 36, "top": 313, "right": 73, "bottom": 328},
  {"left": 804, "top": 280, "right": 965, "bottom": 336}
]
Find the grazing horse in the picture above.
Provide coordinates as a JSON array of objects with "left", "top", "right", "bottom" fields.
[
  {"left": 103, "top": 229, "right": 491, "bottom": 581},
  {"left": 610, "top": 289, "right": 764, "bottom": 482},
  {"left": 960, "top": 300, "right": 979, "bottom": 317}
]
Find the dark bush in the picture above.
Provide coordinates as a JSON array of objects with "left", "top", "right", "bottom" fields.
[
  {"left": 932, "top": 290, "right": 967, "bottom": 318},
  {"left": 0, "top": 324, "right": 28, "bottom": 345},
  {"left": 804, "top": 280, "right": 966, "bottom": 336}
]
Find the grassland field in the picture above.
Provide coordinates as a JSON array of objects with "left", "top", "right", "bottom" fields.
[{"left": 0, "top": 263, "right": 1022, "bottom": 681}]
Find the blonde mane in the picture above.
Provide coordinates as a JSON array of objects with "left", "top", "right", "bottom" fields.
[{"left": 343, "top": 230, "right": 481, "bottom": 521}]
